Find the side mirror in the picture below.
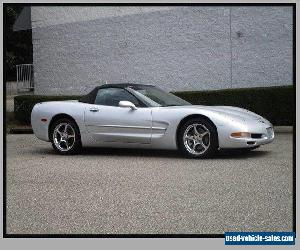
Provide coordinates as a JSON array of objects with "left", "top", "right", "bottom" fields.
[{"left": 119, "top": 101, "right": 137, "bottom": 110}]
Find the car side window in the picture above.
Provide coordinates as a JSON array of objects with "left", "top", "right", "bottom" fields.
[{"left": 94, "top": 88, "right": 141, "bottom": 107}]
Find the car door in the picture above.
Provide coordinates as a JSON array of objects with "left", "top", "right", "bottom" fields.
[{"left": 84, "top": 87, "right": 152, "bottom": 144}]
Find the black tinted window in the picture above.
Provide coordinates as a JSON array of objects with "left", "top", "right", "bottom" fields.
[{"left": 95, "top": 88, "right": 141, "bottom": 107}]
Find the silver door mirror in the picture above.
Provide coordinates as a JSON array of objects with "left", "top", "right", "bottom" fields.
[{"left": 119, "top": 101, "right": 137, "bottom": 110}]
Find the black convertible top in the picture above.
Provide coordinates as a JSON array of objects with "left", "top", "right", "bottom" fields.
[{"left": 78, "top": 83, "right": 154, "bottom": 104}]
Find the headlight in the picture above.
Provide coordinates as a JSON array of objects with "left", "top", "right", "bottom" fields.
[{"left": 230, "top": 132, "right": 251, "bottom": 138}]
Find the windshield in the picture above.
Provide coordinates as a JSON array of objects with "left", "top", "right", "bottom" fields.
[{"left": 127, "top": 86, "right": 191, "bottom": 107}]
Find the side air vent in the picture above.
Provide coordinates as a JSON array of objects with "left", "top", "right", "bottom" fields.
[{"left": 251, "top": 133, "right": 263, "bottom": 139}]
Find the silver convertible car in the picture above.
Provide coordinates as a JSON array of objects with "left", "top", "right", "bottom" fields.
[{"left": 31, "top": 83, "right": 274, "bottom": 158}]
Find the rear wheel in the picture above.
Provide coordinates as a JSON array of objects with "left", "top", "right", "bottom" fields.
[
  {"left": 178, "top": 118, "right": 218, "bottom": 158},
  {"left": 50, "top": 118, "right": 82, "bottom": 155}
]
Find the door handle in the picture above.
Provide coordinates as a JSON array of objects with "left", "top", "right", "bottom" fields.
[{"left": 89, "top": 107, "right": 99, "bottom": 112}]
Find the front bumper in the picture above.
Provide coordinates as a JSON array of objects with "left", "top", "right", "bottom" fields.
[{"left": 218, "top": 126, "right": 275, "bottom": 149}]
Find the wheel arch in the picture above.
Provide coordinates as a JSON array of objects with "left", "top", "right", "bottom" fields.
[
  {"left": 176, "top": 114, "right": 219, "bottom": 148},
  {"left": 48, "top": 113, "right": 81, "bottom": 139}
]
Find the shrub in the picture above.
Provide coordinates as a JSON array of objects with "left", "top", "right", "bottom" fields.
[{"left": 13, "top": 85, "right": 294, "bottom": 126}]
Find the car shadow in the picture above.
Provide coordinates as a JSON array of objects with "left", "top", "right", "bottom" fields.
[
  {"left": 215, "top": 149, "right": 269, "bottom": 159},
  {"left": 32, "top": 147, "right": 270, "bottom": 159},
  {"left": 81, "top": 147, "right": 183, "bottom": 158}
]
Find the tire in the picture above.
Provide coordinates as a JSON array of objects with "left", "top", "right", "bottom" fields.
[
  {"left": 49, "top": 118, "right": 82, "bottom": 155},
  {"left": 177, "top": 118, "right": 218, "bottom": 159}
]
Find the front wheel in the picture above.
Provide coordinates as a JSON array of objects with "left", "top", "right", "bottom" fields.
[
  {"left": 178, "top": 118, "right": 218, "bottom": 159},
  {"left": 50, "top": 118, "right": 82, "bottom": 155}
]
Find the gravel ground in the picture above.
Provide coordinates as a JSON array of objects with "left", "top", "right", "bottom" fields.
[{"left": 6, "top": 134, "right": 293, "bottom": 234}]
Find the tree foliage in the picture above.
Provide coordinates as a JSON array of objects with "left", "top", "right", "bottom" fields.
[{"left": 5, "top": 5, "right": 32, "bottom": 81}]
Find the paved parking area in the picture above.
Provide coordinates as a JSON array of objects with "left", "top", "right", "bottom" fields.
[{"left": 6, "top": 134, "right": 293, "bottom": 234}]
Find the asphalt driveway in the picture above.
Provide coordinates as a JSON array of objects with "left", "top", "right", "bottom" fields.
[{"left": 6, "top": 133, "right": 293, "bottom": 234}]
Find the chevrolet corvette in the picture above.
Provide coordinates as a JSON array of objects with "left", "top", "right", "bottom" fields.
[{"left": 31, "top": 83, "right": 274, "bottom": 158}]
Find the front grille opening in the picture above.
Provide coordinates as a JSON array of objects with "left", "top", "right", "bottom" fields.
[
  {"left": 251, "top": 133, "right": 262, "bottom": 139},
  {"left": 247, "top": 141, "right": 256, "bottom": 145}
]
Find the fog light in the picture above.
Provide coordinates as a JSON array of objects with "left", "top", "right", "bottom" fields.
[{"left": 231, "top": 132, "right": 251, "bottom": 138}]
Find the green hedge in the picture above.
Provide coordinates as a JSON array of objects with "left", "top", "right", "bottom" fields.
[
  {"left": 14, "top": 95, "right": 81, "bottom": 124},
  {"left": 173, "top": 85, "right": 294, "bottom": 126},
  {"left": 14, "top": 86, "right": 294, "bottom": 125}
]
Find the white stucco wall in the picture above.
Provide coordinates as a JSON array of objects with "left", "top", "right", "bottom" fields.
[{"left": 31, "top": 6, "right": 293, "bottom": 95}]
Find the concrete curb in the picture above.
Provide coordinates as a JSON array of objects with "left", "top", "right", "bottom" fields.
[{"left": 274, "top": 126, "right": 293, "bottom": 133}]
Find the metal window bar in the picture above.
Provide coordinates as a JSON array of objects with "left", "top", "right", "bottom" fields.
[{"left": 16, "top": 64, "right": 34, "bottom": 93}]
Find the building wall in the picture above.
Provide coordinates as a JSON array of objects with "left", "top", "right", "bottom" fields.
[{"left": 31, "top": 6, "right": 293, "bottom": 95}]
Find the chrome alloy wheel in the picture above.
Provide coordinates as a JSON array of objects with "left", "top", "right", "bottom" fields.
[
  {"left": 183, "top": 123, "right": 210, "bottom": 155},
  {"left": 53, "top": 123, "right": 76, "bottom": 152}
]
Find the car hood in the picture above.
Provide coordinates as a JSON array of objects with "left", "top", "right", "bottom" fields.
[
  {"left": 200, "top": 105, "right": 264, "bottom": 120},
  {"left": 167, "top": 105, "right": 270, "bottom": 123}
]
